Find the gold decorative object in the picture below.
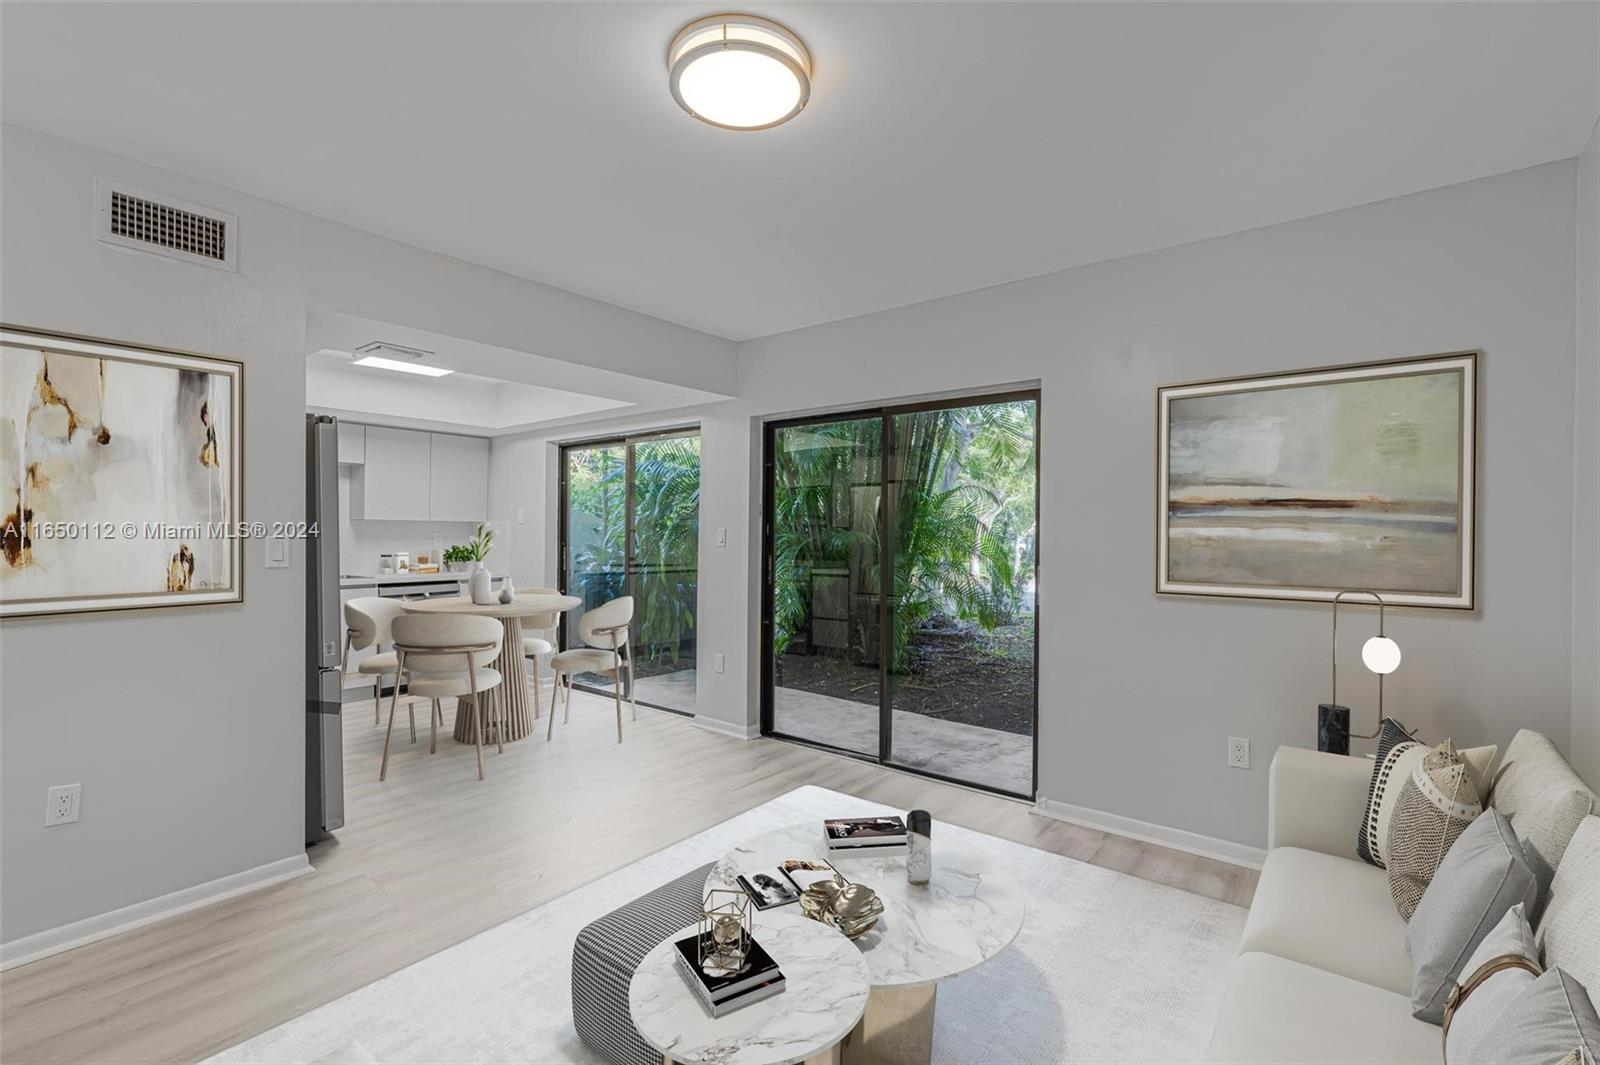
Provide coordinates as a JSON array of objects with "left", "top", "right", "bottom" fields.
[
  {"left": 799, "top": 877, "right": 884, "bottom": 940},
  {"left": 698, "top": 888, "right": 754, "bottom": 975}
]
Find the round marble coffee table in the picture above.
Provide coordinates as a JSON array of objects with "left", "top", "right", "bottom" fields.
[
  {"left": 629, "top": 911, "right": 870, "bottom": 1065},
  {"left": 706, "top": 822, "right": 1024, "bottom": 1065}
]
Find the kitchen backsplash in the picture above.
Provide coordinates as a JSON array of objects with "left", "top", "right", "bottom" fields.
[{"left": 337, "top": 466, "right": 507, "bottom": 574}]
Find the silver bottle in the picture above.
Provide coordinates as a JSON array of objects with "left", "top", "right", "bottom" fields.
[{"left": 907, "top": 809, "right": 931, "bottom": 884}]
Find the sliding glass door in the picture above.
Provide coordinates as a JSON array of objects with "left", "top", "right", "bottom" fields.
[
  {"left": 763, "top": 394, "right": 1038, "bottom": 797},
  {"left": 561, "top": 430, "right": 699, "bottom": 714}
]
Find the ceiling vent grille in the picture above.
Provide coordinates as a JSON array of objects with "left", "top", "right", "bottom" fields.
[{"left": 95, "top": 179, "right": 238, "bottom": 270}]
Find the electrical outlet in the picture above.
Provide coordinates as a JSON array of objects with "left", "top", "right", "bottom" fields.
[
  {"left": 45, "top": 784, "right": 81, "bottom": 827},
  {"left": 714, "top": 653, "right": 726, "bottom": 674},
  {"left": 1228, "top": 737, "right": 1251, "bottom": 770}
]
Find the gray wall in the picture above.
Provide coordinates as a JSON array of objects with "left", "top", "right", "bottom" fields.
[
  {"left": 495, "top": 160, "right": 1585, "bottom": 847},
  {"left": 1574, "top": 120, "right": 1600, "bottom": 788},
  {"left": 0, "top": 126, "right": 733, "bottom": 945}
]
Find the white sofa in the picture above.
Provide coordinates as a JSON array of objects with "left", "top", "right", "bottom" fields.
[{"left": 1206, "top": 730, "right": 1599, "bottom": 1064}]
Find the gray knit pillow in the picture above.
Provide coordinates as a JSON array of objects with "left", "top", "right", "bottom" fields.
[{"left": 1408, "top": 808, "right": 1539, "bottom": 1024}]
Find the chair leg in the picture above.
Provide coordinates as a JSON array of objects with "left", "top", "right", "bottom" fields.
[
  {"left": 374, "top": 677, "right": 381, "bottom": 725},
  {"left": 429, "top": 698, "right": 439, "bottom": 755},
  {"left": 547, "top": 671, "right": 560, "bottom": 740},
  {"left": 627, "top": 646, "right": 637, "bottom": 721},
  {"left": 563, "top": 674, "right": 572, "bottom": 723},
  {"left": 530, "top": 655, "right": 542, "bottom": 719},
  {"left": 408, "top": 690, "right": 417, "bottom": 744},
  {"left": 379, "top": 651, "right": 406, "bottom": 781},
  {"left": 612, "top": 663, "right": 624, "bottom": 744},
  {"left": 468, "top": 651, "right": 486, "bottom": 780}
]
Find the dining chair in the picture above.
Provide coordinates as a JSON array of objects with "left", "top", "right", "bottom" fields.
[
  {"left": 343, "top": 597, "right": 407, "bottom": 727},
  {"left": 547, "top": 595, "right": 636, "bottom": 743},
  {"left": 383, "top": 614, "right": 504, "bottom": 782},
  {"left": 519, "top": 586, "right": 562, "bottom": 718}
]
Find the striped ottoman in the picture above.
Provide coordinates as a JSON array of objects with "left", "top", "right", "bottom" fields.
[{"left": 571, "top": 862, "right": 715, "bottom": 1065}]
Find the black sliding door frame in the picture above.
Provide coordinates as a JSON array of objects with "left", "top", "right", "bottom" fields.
[
  {"left": 760, "top": 389, "right": 1041, "bottom": 800},
  {"left": 558, "top": 425, "right": 700, "bottom": 716}
]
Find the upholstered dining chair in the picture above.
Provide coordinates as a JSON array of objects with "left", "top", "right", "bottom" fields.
[
  {"left": 547, "top": 595, "right": 636, "bottom": 744},
  {"left": 343, "top": 597, "right": 407, "bottom": 725},
  {"left": 519, "top": 585, "right": 562, "bottom": 717},
  {"left": 383, "top": 614, "right": 505, "bottom": 782}
]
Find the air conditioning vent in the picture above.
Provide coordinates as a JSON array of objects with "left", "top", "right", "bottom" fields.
[{"left": 95, "top": 179, "right": 237, "bottom": 270}]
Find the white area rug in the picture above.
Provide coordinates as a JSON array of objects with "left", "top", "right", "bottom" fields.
[{"left": 208, "top": 787, "right": 1244, "bottom": 1064}]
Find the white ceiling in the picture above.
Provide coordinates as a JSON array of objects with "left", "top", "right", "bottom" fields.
[{"left": 3, "top": 3, "right": 1596, "bottom": 341}]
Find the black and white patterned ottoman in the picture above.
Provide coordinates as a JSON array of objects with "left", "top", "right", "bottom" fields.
[{"left": 571, "top": 862, "right": 715, "bottom": 1065}]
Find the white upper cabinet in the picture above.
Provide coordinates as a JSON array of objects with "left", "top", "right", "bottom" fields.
[
  {"left": 349, "top": 425, "right": 489, "bottom": 522},
  {"left": 355, "top": 425, "right": 432, "bottom": 521},
  {"left": 336, "top": 421, "right": 365, "bottom": 465},
  {"left": 428, "top": 433, "right": 489, "bottom": 523}
]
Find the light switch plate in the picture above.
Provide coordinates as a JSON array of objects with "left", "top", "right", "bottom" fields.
[
  {"left": 265, "top": 537, "right": 289, "bottom": 569},
  {"left": 716, "top": 527, "right": 727, "bottom": 547},
  {"left": 714, "top": 653, "right": 726, "bottom": 674}
]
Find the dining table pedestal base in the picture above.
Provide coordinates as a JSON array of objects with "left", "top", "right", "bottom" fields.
[
  {"left": 451, "top": 615, "right": 532, "bottom": 745},
  {"left": 840, "top": 984, "right": 935, "bottom": 1065}
]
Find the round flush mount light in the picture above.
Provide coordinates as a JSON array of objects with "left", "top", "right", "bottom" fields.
[{"left": 668, "top": 14, "right": 811, "bottom": 130}]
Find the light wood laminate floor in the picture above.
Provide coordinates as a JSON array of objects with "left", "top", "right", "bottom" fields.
[{"left": 0, "top": 688, "right": 1257, "bottom": 1064}]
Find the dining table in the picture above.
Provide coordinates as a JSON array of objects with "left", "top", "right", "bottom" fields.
[{"left": 400, "top": 591, "right": 581, "bottom": 744}]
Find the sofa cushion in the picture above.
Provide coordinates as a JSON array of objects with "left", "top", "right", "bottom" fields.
[
  {"left": 1453, "top": 968, "right": 1600, "bottom": 1065},
  {"left": 1240, "top": 846, "right": 1413, "bottom": 995},
  {"left": 1442, "top": 903, "right": 1540, "bottom": 1062},
  {"left": 1490, "top": 729, "right": 1599, "bottom": 912},
  {"left": 1357, "top": 719, "right": 1497, "bottom": 869},
  {"left": 1407, "top": 808, "right": 1540, "bottom": 1024},
  {"left": 1538, "top": 815, "right": 1600, "bottom": 990},
  {"left": 1205, "top": 952, "right": 1439, "bottom": 1065}
]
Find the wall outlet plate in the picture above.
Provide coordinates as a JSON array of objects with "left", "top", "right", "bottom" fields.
[
  {"left": 1228, "top": 737, "right": 1251, "bottom": 770},
  {"left": 45, "top": 783, "right": 82, "bottom": 827}
]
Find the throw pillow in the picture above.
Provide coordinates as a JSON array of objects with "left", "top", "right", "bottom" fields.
[
  {"left": 1448, "top": 968, "right": 1600, "bottom": 1065},
  {"left": 1357, "top": 718, "right": 1497, "bottom": 869},
  {"left": 1442, "top": 903, "right": 1540, "bottom": 1061},
  {"left": 1408, "top": 807, "right": 1539, "bottom": 1023},
  {"left": 1387, "top": 739, "right": 1483, "bottom": 919},
  {"left": 1537, "top": 815, "right": 1600, "bottom": 991},
  {"left": 1492, "top": 729, "right": 1600, "bottom": 919}
]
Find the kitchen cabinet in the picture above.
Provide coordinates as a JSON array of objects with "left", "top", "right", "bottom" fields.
[
  {"left": 348, "top": 424, "right": 490, "bottom": 523},
  {"left": 428, "top": 432, "right": 489, "bottom": 522},
  {"left": 355, "top": 425, "right": 432, "bottom": 521},
  {"left": 337, "top": 421, "right": 365, "bottom": 465}
]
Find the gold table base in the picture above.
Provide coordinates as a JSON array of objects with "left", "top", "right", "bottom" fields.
[{"left": 840, "top": 984, "right": 937, "bottom": 1065}]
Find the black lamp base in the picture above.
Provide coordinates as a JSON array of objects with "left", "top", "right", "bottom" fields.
[{"left": 1318, "top": 704, "right": 1351, "bottom": 755}]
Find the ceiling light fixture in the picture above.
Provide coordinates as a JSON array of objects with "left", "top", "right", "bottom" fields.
[
  {"left": 668, "top": 14, "right": 811, "bottom": 131},
  {"left": 350, "top": 342, "right": 453, "bottom": 377}
]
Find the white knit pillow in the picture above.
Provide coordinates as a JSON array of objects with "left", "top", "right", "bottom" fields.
[{"left": 1537, "top": 815, "right": 1600, "bottom": 991}]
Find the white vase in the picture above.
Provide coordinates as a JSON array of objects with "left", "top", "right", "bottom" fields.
[{"left": 469, "top": 563, "right": 493, "bottom": 605}]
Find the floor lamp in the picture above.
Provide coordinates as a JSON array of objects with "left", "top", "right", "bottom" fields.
[{"left": 1318, "top": 589, "right": 1403, "bottom": 755}]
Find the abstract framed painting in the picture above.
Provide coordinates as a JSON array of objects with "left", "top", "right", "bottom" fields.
[
  {"left": 1, "top": 326, "right": 243, "bottom": 618},
  {"left": 1157, "top": 352, "right": 1477, "bottom": 609}
]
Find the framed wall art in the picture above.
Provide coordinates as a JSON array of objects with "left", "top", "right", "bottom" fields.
[
  {"left": 1, "top": 326, "right": 243, "bottom": 618},
  {"left": 1157, "top": 351, "right": 1477, "bottom": 609}
]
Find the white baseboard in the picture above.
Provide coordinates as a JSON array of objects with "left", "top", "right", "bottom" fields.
[
  {"left": 1033, "top": 796, "right": 1265, "bottom": 870},
  {"left": 0, "top": 852, "right": 312, "bottom": 971},
  {"left": 693, "top": 715, "right": 760, "bottom": 741}
]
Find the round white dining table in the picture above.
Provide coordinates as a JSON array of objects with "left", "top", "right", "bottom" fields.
[{"left": 400, "top": 592, "right": 580, "bottom": 744}]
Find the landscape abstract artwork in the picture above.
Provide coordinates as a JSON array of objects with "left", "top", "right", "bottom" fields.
[
  {"left": 1158, "top": 353, "right": 1476, "bottom": 608},
  {"left": 1, "top": 328, "right": 242, "bottom": 617}
]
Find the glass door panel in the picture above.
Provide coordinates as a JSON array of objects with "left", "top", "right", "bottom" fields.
[
  {"left": 887, "top": 400, "right": 1037, "bottom": 794},
  {"left": 768, "top": 418, "right": 883, "bottom": 758},
  {"left": 564, "top": 443, "right": 628, "bottom": 689},
  {"left": 628, "top": 435, "right": 700, "bottom": 713}
]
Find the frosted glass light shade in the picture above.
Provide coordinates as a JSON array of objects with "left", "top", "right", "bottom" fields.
[
  {"left": 668, "top": 15, "right": 811, "bottom": 130},
  {"left": 1362, "top": 635, "right": 1402, "bottom": 675}
]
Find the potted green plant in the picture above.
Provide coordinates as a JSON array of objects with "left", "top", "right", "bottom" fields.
[
  {"left": 466, "top": 523, "right": 496, "bottom": 604},
  {"left": 442, "top": 544, "right": 472, "bottom": 573}
]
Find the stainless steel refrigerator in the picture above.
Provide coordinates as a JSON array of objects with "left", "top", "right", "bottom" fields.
[{"left": 306, "top": 414, "right": 344, "bottom": 841}]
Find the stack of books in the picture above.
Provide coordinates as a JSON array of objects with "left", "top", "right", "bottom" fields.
[
  {"left": 672, "top": 931, "right": 785, "bottom": 1017},
  {"left": 823, "top": 815, "right": 908, "bottom": 857}
]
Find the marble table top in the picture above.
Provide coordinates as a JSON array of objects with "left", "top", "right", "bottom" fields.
[
  {"left": 706, "top": 822, "right": 1025, "bottom": 990},
  {"left": 628, "top": 912, "right": 870, "bottom": 1065}
]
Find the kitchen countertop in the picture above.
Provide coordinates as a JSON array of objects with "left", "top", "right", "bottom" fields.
[{"left": 339, "top": 571, "right": 511, "bottom": 589}]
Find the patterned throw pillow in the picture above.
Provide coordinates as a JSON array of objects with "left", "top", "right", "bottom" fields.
[
  {"left": 1357, "top": 718, "right": 1497, "bottom": 869},
  {"left": 1388, "top": 740, "right": 1483, "bottom": 919}
]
